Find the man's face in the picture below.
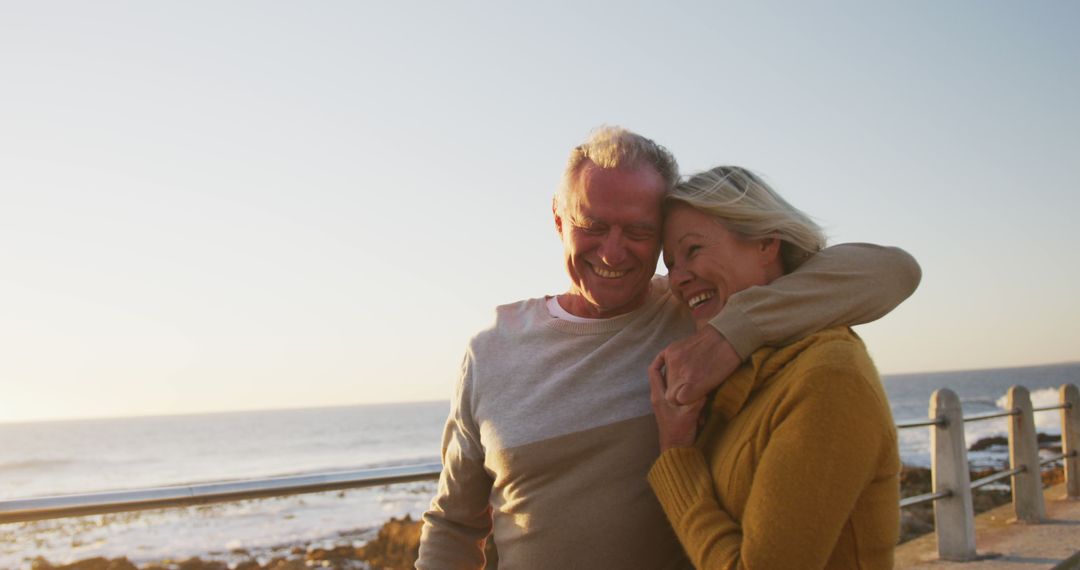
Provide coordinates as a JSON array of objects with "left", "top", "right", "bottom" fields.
[{"left": 554, "top": 161, "right": 665, "bottom": 318}]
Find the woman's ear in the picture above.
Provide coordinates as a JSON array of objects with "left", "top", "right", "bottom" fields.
[{"left": 758, "top": 237, "right": 781, "bottom": 265}]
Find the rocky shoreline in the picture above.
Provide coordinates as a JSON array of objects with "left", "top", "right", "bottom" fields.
[
  {"left": 30, "top": 516, "right": 438, "bottom": 570},
  {"left": 899, "top": 462, "right": 1064, "bottom": 543},
  {"left": 28, "top": 435, "right": 1065, "bottom": 570}
]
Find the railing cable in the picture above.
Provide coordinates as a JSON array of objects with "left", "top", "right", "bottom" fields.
[{"left": 0, "top": 462, "right": 443, "bottom": 525}]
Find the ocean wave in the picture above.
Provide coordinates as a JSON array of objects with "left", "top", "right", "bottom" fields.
[
  {"left": 896, "top": 385, "right": 1068, "bottom": 467},
  {"left": 960, "top": 397, "right": 1001, "bottom": 409},
  {"left": 994, "top": 387, "right": 1064, "bottom": 433}
]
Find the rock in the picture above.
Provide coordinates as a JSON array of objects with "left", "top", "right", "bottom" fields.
[
  {"left": 899, "top": 467, "right": 935, "bottom": 544},
  {"left": 1037, "top": 433, "right": 1062, "bottom": 445},
  {"left": 353, "top": 515, "right": 499, "bottom": 569},
  {"left": 264, "top": 559, "right": 306, "bottom": 570},
  {"left": 31, "top": 558, "right": 55, "bottom": 570},
  {"left": 900, "top": 466, "right": 931, "bottom": 495},
  {"left": 900, "top": 507, "right": 934, "bottom": 542},
  {"left": 33, "top": 558, "right": 139, "bottom": 570},
  {"left": 970, "top": 432, "right": 1061, "bottom": 452},
  {"left": 58, "top": 558, "right": 113, "bottom": 570},
  {"left": 233, "top": 561, "right": 262, "bottom": 570},
  {"left": 898, "top": 464, "right": 1019, "bottom": 543},
  {"left": 1043, "top": 465, "right": 1065, "bottom": 486},
  {"left": 356, "top": 515, "right": 423, "bottom": 570},
  {"left": 969, "top": 435, "right": 1008, "bottom": 452},
  {"left": 306, "top": 545, "right": 358, "bottom": 562},
  {"left": 178, "top": 558, "right": 227, "bottom": 570}
]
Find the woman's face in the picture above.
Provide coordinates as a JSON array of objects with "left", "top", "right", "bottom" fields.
[{"left": 662, "top": 203, "right": 777, "bottom": 330}]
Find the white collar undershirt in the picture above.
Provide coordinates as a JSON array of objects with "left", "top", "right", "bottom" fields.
[{"left": 546, "top": 296, "right": 614, "bottom": 324}]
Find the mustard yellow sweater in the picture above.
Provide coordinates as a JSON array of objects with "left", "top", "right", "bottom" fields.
[{"left": 648, "top": 327, "right": 899, "bottom": 570}]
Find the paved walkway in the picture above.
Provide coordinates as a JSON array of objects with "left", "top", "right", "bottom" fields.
[{"left": 895, "top": 484, "right": 1080, "bottom": 569}]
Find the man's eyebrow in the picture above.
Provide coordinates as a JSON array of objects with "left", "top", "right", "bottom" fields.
[{"left": 626, "top": 222, "right": 658, "bottom": 232}]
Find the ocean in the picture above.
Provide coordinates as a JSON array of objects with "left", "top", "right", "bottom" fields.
[{"left": 2, "top": 362, "right": 1077, "bottom": 568}]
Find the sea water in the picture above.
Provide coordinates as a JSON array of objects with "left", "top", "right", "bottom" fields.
[
  {"left": 883, "top": 362, "right": 1077, "bottom": 468},
  {"left": 2, "top": 363, "right": 1077, "bottom": 568},
  {"left": 0, "top": 402, "right": 448, "bottom": 568}
]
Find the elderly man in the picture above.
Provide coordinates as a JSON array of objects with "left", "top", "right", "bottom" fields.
[{"left": 417, "top": 126, "right": 919, "bottom": 569}]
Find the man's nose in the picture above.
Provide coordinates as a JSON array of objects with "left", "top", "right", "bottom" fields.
[{"left": 597, "top": 230, "right": 627, "bottom": 266}]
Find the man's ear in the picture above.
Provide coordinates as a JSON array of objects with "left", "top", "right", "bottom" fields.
[{"left": 553, "top": 197, "right": 564, "bottom": 235}]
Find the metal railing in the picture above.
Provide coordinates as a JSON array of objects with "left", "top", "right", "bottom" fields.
[
  {"left": 895, "top": 383, "right": 1080, "bottom": 561},
  {"left": 0, "top": 462, "right": 443, "bottom": 524},
  {"left": 1, "top": 384, "right": 1077, "bottom": 565}
]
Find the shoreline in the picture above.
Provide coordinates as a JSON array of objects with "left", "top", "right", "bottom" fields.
[
  {"left": 24, "top": 436, "right": 1066, "bottom": 570},
  {"left": 30, "top": 466, "right": 1067, "bottom": 570}
]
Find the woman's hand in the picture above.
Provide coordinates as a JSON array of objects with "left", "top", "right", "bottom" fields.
[
  {"left": 650, "top": 326, "right": 740, "bottom": 405},
  {"left": 649, "top": 357, "right": 707, "bottom": 452}
]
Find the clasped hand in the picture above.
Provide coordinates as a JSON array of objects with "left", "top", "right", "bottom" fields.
[{"left": 648, "top": 326, "right": 741, "bottom": 451}]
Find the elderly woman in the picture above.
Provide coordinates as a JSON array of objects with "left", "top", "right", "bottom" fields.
[{"left": 648, "top": 166, "right": 900, "bottom": 569}]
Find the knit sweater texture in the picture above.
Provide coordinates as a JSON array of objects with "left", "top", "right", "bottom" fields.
[
  {"left": 417, "top": 244, "right": 918, "bottom": 570},
  {"left": 648, "top": 327, "right": 901, "bottom": 570}
]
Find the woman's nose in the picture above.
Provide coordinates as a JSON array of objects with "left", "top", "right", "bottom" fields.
[{"left": 669, "top": 265, "right": 693, "bottom": 288}]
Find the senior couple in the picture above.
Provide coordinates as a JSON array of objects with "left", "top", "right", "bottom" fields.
[{"left": 417, "top": 126, "right": 918, "bottom": 569}]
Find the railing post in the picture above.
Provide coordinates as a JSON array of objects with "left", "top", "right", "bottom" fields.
[
  {"left": 1008, "top": 385, "right": 1046, "bottom": 522},
  {"left": 931, "top": 388, "right": 976, "bottom": 560},
  {"left": 1062, "top": 384, "right": 1080, "bottom": 499}
]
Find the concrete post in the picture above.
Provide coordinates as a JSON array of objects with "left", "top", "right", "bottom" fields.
[
  {"left": 1008, "top": 385, "right": 1046, "bottom": 522},
  {"left": 931, "top": 388, "right": 977, "bottom": 560},
  {"left": 1062, "top": 384, "right": 1080, "bottom": 499}
]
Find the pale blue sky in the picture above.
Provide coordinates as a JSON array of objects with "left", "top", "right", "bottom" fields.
[{"left": 1, "top": 1, "right": 1077, "bottom": 422}]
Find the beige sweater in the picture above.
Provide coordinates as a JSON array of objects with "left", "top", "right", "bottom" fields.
[{"left": 417, "top": 244, "right": 919, "bottom": 570}]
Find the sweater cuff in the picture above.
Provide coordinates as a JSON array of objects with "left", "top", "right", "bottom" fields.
[
  {"left": 648, "top": 447, "right": 712, "bottom": 522},
  {"left": 708, "top": 304, "right": 764, "bottom": 360}
]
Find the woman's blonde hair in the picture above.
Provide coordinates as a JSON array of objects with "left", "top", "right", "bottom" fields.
[{"left": 666, "top": 166, "right": 826, "bottom": 272}]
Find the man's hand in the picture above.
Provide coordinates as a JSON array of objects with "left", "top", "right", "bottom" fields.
[
  {"left": 648, "top": 357, "right": 706, "bottom": 451},
  {"left": 651, "top": 326, "right": 741, "bottom": 405}
]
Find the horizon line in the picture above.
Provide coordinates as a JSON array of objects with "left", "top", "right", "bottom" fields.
[{"left": 5, "top": 360, "right": 1078, "bottom": 426}]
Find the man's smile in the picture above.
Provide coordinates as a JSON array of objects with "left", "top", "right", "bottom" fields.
[{"left": 590, "top": 263, "right": 630, "bottom": 279}]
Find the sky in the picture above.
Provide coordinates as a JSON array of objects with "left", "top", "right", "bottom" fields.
[{"left": 1, "top": 1, "right": 1077, "bottom": 423}]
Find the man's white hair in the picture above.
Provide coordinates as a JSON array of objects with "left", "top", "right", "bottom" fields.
[{"left": 554, "top": 125, "right": 679, "bottom": 215}]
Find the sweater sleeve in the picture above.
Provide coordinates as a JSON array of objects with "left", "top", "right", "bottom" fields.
[
  {"left": 416, "top": 353, "right": 494, "bottom": 570},
  {"left": 648, "top": 363, "right": 895, "bottom": 570},
  {"left": 708, "top": 243, "right": 921, "bottom": 359},
  {"left": 649, "top": 447, "right": 744, "bottom": 568}
]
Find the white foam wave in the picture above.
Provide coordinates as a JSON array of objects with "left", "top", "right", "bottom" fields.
[
  {"left": 994, "top": 387, "right": 1063, "bottom": 435},
  {"left": 0, "top": 481, "right": 437, "bottom": 569},
  {"left": 898, "top": 387, "right": 1066, "bottom": 468}
]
